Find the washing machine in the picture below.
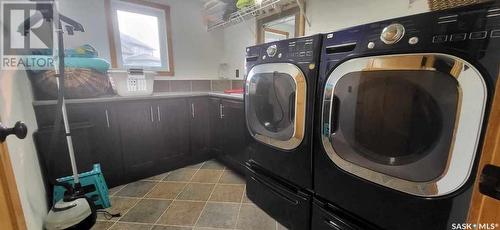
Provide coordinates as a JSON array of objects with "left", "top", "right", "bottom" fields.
[
  {"left": 244, "top": 34, "right": 322, "bottom": 229},
  {"left": 314, "top": 2, "right": 500, "bottom": 230}
]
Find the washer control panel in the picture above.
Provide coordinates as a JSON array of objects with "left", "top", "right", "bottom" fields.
[
  {"left": 288, "top": 38, "right": 315, "bottom": 58},
  {"left": 380, "top": 23, "right": 405, "bottom": 44}
]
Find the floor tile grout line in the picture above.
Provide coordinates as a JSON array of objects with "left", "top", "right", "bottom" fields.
[
  {"left": 108, "top": 177, "right": 164, "bottom": 229},
  {"left": 102, "top": 161, "right": 239, "bottom": 230},
  {"left": 233, "top": 180, "right": 247, "bottom": 230},
  {"left": 109, "top": 184, "right": 126, "bottom": 197},
  {"left": 152, "top": 167, "right": 193, "bottom": 229},
  {"left": 141, "top": 180, "right": 244, "bottom": 185},
  {"left": 193, "top": 166, "right": 225, "bottom": 228},
  {"left": 112, "top": 160, "right": 205, "bottom": 230}
]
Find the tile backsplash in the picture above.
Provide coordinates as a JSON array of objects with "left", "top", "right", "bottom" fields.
[{"left": 154, "top": 80, "right": 244, "bottom": 93}]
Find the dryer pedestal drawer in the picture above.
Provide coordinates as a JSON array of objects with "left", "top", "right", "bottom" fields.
[
  {"left": 246, "top": 166, "right": 311, "bottom": 230},
  {"left": 311, "top": 198, "right": 378, "bottom": 230}
]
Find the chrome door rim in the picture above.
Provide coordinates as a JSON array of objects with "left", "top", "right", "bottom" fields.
[
  {"left": 321, "top": 53, "right": 487, "bottom": 197},
  {"left": 245, "top": 63, "right": 307, "bottom": 150}
]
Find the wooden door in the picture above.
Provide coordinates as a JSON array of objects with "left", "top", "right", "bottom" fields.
[
  {"left": 468, "top": 71, "right": 500, "bottom": 224},
  {"left": 0, "top": 119, "right": 26, "bottom": 230}
]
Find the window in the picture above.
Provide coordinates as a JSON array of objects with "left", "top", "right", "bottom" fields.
[{"left": 106, "top": 0, "right": 174, "bottom": 75}]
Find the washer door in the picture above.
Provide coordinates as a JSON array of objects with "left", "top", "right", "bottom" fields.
[
  {"left": 246, "top": 63, "right": 307, "bottom": 150},
  {"left": 321, "top": 54, "right": 487, "bottom": 197}
]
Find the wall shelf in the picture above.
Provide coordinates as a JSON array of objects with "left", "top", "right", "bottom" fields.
[{"left": 206, "top": 0, "right": 295, "bottom": 31}]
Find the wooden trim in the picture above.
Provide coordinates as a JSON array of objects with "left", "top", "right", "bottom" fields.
[
  {"left": 467, "top": 68, "right": 500, "bottom": 223},
  {"left": 263, "top": 28, "right": 290, "bottom": 38},
  {"left": 104, "top": 0, "right": 175, "bottom": 76},
  {"left": 104, "top": 0, "right": 117, "bottom": 68},
  {"left": 256, "top": 5, "right": 305, "bottom": 44},
  {"left": 0, "top": 141, "right": 26, "bottom": 230}
]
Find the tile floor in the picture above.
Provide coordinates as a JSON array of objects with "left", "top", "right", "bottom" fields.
[{"left": 93, "top": 160, "right": 287, "bottom": 230}]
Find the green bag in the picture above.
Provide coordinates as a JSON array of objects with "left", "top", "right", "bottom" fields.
[{"left": 236, "top": 0, "right": 254, "bottom": 9}]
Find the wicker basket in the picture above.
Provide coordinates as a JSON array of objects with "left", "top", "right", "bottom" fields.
[
  {"left": 30, "top": 68, "right": 114, "bottom": 99},
  {"left": 428, "top": 0, "right": 489, "bottom": 11}
]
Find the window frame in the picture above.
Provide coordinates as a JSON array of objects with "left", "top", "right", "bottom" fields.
[
  {"left": 105, "top": 0, "right": 174, "bottom": 76},
  {"left": 256, "top": 6, "right": 304, "bottom": 44}
]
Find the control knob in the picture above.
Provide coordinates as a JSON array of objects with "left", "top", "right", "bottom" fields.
[
  {"left": 380, "top": 23, "right": 405, "bottom": 45},
  {"left": 266, "top": 45, "right": 277, "bottom": 57}
]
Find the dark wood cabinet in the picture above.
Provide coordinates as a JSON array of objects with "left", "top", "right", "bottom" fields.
[
  {"left": 33, "top": 103, "right": 123, "bottom": 187},
  {"left": 189, "top": 97, "right": 211, "bottom": 158},
  {"left": 209, "top": 98, "right": 224, "bottom": 153},
  {"left": 156, "top": 98, "right": 191, "bottom": 170},
  {"left": 209, "top": 98, "right": 249, "bottom": 173},
  {"left": 222, "top": 100, "right": 249, "bottom": 167},
  {"left": 33, "top": 95, "right": 246, "bottom": 187},
  {"left": 114, "top": 100, "right": 159, "bottom": 180}
]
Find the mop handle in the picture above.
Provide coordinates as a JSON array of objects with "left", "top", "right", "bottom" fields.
[{"left": 53, "top": 3, "right": 80, "bottom": 184}]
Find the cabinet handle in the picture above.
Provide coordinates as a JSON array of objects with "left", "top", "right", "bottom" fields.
[
  {"left": 191, "top": 103, "right": 195, "bottom": 119},
  {"left": 157, "top": 106, "right": 161, "bottom": 122},
  {"left": 150, "top": 106, "right": 154, "bottom": 123},
  {"left": 105, "top": 109, "right": 110, "bottom": 128},
  {"left": 220, "top": 104, "right": 225, "bottom": 119}
]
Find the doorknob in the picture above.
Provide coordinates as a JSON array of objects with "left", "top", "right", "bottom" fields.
[{"left": 0, "top": 121, "right": 28, "bottom": 142}]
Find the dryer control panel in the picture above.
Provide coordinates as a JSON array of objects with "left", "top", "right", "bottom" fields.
[{"left": 321, "top": 1, "right": 500, "bottom": 60}]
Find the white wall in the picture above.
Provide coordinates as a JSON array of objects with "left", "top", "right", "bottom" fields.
[
  {"left": 305, "top": 0, "right": 429, "bottom": 34},
  {"left": 221, "top": 0, "right": 430, "bottom": 77},
  {"left": 59, "top": 0, "right": 225, "bottom": 79},
  {"left": 222, "top": 18, "right": 256, "bottom": 79},
  {"left": 0, "top": 70, "right": 48, "bottom": 230}
]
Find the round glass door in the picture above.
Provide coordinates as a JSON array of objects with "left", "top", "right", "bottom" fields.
[
  {"left": 331, "top": 70, "right": 457, "bottom": 182},
  {"left": 246, "top": 63, "right": 306, "bottom": 150},
  {"left": 321, "top": 54, "right": 487, "bottom": 197}
]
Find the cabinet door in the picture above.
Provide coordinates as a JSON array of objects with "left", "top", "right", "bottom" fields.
[
  {"left": 222, "top": 99, "right": 249, "bottom": 169},
  {"left": 156, "top": 99, "right": 190, "bottom": 168},
  {"left": 114, "top": 101, "right": 157, "bottom": 179},
  {"left": 209, "top": 98, "right": 224, "bottom": 153},
  {"left": 77, "top": 103, "right": 123, "bottom": 187},
  {"left": 189, "top": 97, "right": 211, "bottom": 158},
  {"left": 33, "top": 103, "right": 123, "bottom": 187}
]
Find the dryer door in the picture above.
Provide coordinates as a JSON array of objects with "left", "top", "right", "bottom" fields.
[
  {"left": 321, "top": 54, "right": 487, "bottom": 197},
  {"left": 246, "top": 63, "right": 306, "bottom": 150}
]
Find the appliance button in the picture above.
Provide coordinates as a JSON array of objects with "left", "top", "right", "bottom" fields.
[
  {"left": 380, "top": 23, "right": 405, "bottom": 44},
  {"left": 491, "top": 29, "right": 500, "bottom": 38},
  {"left": 450, "top": 33, "right": 467, "bottom": 41},
  {"left": 266, "top": 45, "right": 277, "bottom": 57},
  {"left": 408, "top": 36, "right": 419, "bottom": 45},
  {"left": 367, "top": 42, "right": 375, "bottom": 49},
  {"left": 306, "top": 51, "right": 313, "bottom": 56},
  {"left": 299, "top": 52, "right": 305, "bottom": 57},
  {"left": 469, "top": 31, "right": 488, "bottom": 40},
  {"left": 432, "top": 35, "right": 448, "bottom": 43},
  {"left": 278, "top": 53, "right": 282, "bottom": 58}
]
